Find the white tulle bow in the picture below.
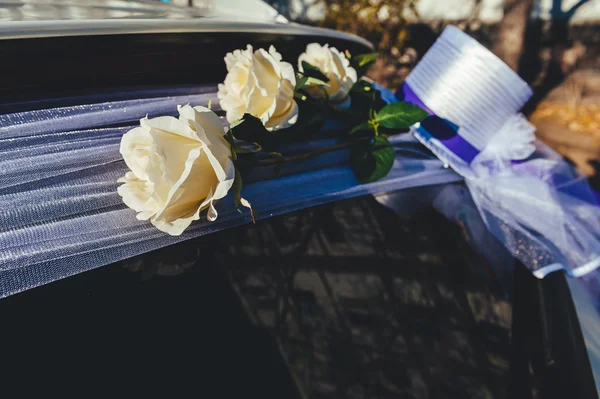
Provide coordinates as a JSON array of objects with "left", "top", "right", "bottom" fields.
[
  {"left": 460, "top": 114, "right": 600, "bottom": 278},
  {"left": 471, "top": 113, "right": 536, "bottom": 169}
]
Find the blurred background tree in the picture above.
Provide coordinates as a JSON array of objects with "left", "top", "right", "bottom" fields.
[
  {"left": 319, "top": 0, "right": 422, "bottom": 88},
  {"left": 320, "top": 0, "right": 417, "bottom": 54}
]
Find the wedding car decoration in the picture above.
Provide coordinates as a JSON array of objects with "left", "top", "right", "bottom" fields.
[
  {"left": 114, "top": 25, "right": 600, "bottom": 282},
  {"left": 119, "top": 43, "right": 428, "bottom": 235},
  {"left": 2, "top": 25, "right": 600, "bottom": 300}
]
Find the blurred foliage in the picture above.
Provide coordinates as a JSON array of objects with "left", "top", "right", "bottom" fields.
[
  {"left": 320, "top": 0, "right": 419, "bottom": 55},
  {"left": 318, "top": 0, "right": 423, "bottom": 89}
]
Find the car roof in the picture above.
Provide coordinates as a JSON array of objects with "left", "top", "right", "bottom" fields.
[{"left": 0, "top": 0, "right": 369, "bottom": 49}]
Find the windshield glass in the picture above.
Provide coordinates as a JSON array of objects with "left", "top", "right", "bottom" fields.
[
  {"left": 0, "top": 0, "right": 285, "bottom": 21},
  {"left": 0, "top": 0, "right": 213, "bottom": 21},
  {"left": 0, "top": 193, "right": 514, "bottom": 398}
]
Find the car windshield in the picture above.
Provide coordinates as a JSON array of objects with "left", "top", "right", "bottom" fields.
[
  {"left": 0, "top": 191, "right": 514, "bottom": 398},
  {"left": 0, "top": 0, "right": 285, "bottom": 22},
  {"left": 0, "top": 0, "right": 212, "bottom": 21}
]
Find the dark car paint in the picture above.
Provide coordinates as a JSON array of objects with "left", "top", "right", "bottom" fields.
[{"left": 0, "top": 194, "right": 594, "bottom": 398}]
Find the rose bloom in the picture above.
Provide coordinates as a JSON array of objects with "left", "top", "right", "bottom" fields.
[
  {"left": 218, "top": 45, "right": 298, "bottom": 131},
  {"left": 118, "top": 105, "right": 235, "bottom": 236},
  {"left": 298, "top": 43, "right": 358, "bottom": 110}
]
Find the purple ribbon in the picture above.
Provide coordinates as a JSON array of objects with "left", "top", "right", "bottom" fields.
[
  {"left": 397, "top": 83, "right": 480, "bottom": 164},
  {"left": 401, "top": 83, "right": 432, "bottom": 114}
]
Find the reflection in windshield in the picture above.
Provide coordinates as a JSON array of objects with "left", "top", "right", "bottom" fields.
[
  {"left": 123, "top": 195, "right": 513, "bottom": 398},
  {"left": 0, "top": 0, "right": 211, "bottom": 21},
  {"left": 213, "top": 196, "right": 512, "bottom": 398},
  {"left": 0, "top": 193, "right": 514, "bottom": 397}
]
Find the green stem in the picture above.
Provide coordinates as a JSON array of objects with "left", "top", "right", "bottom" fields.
[
  {"left": 234, "top": 137, "right": 369, "bottom": 168},
  {"left": 368, "top": 119, "right": 380, "bottom": 136}
]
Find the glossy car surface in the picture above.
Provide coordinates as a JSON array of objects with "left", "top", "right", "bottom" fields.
[{"left": 0, "top": 192, "right": 516, "bottom": 398}]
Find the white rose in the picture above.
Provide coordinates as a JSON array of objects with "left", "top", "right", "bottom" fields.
[
  {"left": 117, "top": 105, "right": 235, "bottom": 236},
  {"left": 218, "top": 45, "right": 298, "bottom": 131},
  {"left": 298, "top": 43, "right": 358, "bottom": 110}
]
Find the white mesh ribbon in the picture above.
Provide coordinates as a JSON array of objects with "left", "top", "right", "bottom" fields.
[
  {"left": 0, "top": 88, "right": 460, "bottom": 298},
  {"left": 405, "top": 26, "right": 600, "bottom": 279}
]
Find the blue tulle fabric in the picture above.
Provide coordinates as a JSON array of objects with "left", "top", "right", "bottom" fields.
[
  {"left": 2, "top": 83, "right": 600, "bottom": 299},
  {"left": 0, "top": 87, "right": 461, "bottom": 298}
]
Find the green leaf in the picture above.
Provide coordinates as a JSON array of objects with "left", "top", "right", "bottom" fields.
[
  {"left": 228, "top": 117, "right": 245, "bottom": 130},
  {"left": 350, "top": 80, "right": 373, "bottom": 93},
  {"left": 224, "top": 130, "right": 235, "bottom": 146},
  {"left": 295, "top": 75, "right": 309, "bottom": 91},
  {"left": 350, "top": 136, "right": 395, "bottom": 184},
  {"left": 232, "top": 167, "right": 243, "bottom": 209},
  {"left": 229, "top": 113, "right": 269, "bottom": 142},
  {"left": 301, "top": 61, "right": 330, "bottom": 83},
  {"left": 352, "top": 52, "right": 379, "bottom": 68},
  {"left": 349, "top": 122, "right": 373, "bottom": 135},
  {"left": 375, "top": 102, "right": 428, "bottom": 129},
  {"left": 305, "top": 77, "right": 329, "bottom": 87},
  {"left": 348, "top": 79, "right": 387, "bottom": 117},
  {"left": 295, "top": 75, "right": 329, "bottom": 92},
  {"left": 234, "top": 141, "right": 262, "bottom": 155},
  {"left": 224, "top": 130, "right": 237, "bottom": 160}
]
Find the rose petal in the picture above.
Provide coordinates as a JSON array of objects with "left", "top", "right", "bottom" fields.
[
  {"left": 246, "top": 86, "right": 275, "bottom": 123},
  {"left": 279, "top": 61, "right": 296, "bottom": 87},
  {"left": 191, "top": 106, "right": 226, "bottom": 136},
  {"left": 151, "top": 146, "right": 217, "bottom": 234},
  {"left": 145, "top": 129, "right": 201, "bottom": 204},
  {"left": 120, "top": 126, "right": 152, "bottom": 180},
  {"left": 207, "top": 200, "right": 218, "bottom": 222},
  {"left": 141, "top": 116, "right": 200, "bottom": 142},
  {"left": 117, "top": 172, "right": 158, "bottom": 215},
  {"left": 266, "top": 99, "right": 299, "bottom": 131},
  {"left": 252, "top": 48, "right": 281, "bottom": 96}
]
